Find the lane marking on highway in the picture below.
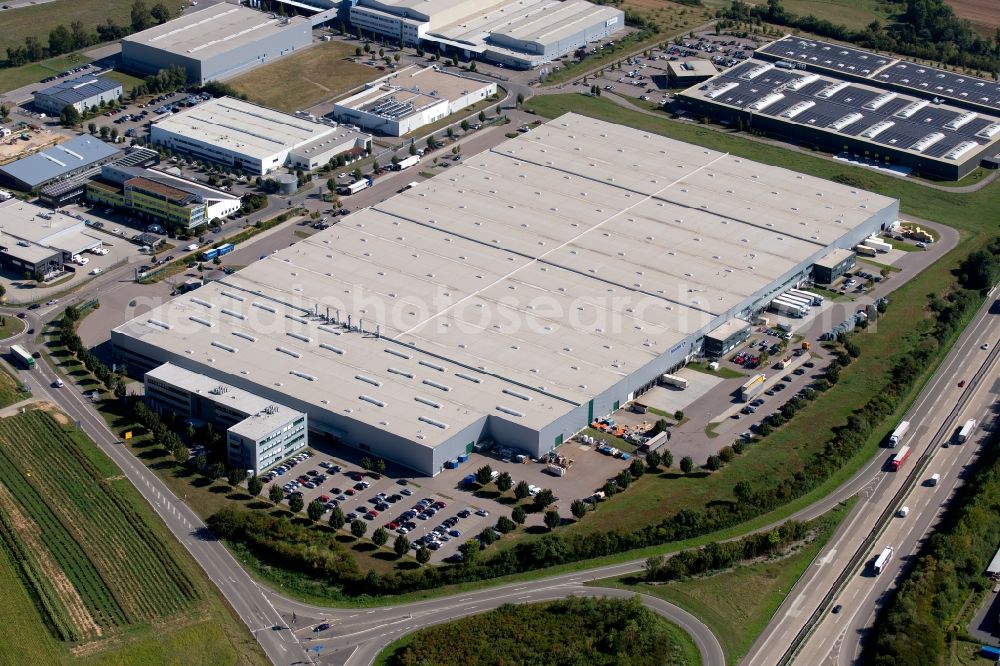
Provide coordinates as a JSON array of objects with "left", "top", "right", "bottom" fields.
[{"left": 816, "top": 548, "right": 837, "bottom": 566}]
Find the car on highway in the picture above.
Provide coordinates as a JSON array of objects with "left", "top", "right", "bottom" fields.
[
  {"left": 958, "top": 380, "right": 966, "bottom": 387},
  {"left": 52, "top": 379, "right": 64, "bottom": 388},
  {"left": 983, "top": 343, "right": 990, "bottom": 350},
  {"left": 27, "top": 303, "right": 39, "bottom": 310},
  {"left": 831, "top": 604, "right": 842, "bottom": 614}
]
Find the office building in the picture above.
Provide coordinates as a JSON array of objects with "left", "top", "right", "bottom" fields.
[
  {"left": 0, "top": 200, "right": 103, "bottom": 278},
  {"left": 145, "top": 362, "right": 308, "bottom": 474},
  {"left": 113, "top": 113, "right": 898, "bottom": 476},
  {"left": 349, "top": 0, "right": 624, "bottom": 69},
  {"left": 812, "top": 248, "right": 857, "bottom": 285},
  {"left": 334, "top": 66, "right": 496, "bottom": 136},
  {"left": 121, "top": 4, "right": 312, "bottom": 84},
  {"left": 33, "top": 76, "right": 122, "bottom": 114},
  {"left": 149, "top": 97, "right": 371, "bottom": 175}
]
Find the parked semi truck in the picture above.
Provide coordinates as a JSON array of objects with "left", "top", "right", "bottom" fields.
[
  {"left": 788, "top": 288, "right": 823, "bottom": 306},
  {"left": 888, "top": 420, "right": 910, "bottom": 447},
  {"left": 740, "top": 374, "right": 766, "bottom": 402},
  {"left": 393, "top": 155, "right": 420, "bottom": 171},
  {"left": 660, "top": 373, "right": 688, "bottom": 389},
  {"left": 770, "top": 298, "right": 806, "bottom": 318},
  {"left": 957, "top": 419, "right": 977, "bottom": 443},
  {"left": 856, "top": 244, "right": 878, "bottom": 257},
  {"left": 780, "top": 292, "right": 813, "bottom": 310},
  {"left": 339, "top": 179, "right": 370, "bottom": 195},
  {"left": 890, "top": 445, "right": 911, "bottom": 471},
  {"left": 873, "top": 546, "right": 894, "bottom": 575}
]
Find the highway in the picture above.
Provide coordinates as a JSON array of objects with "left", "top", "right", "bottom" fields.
[{"left": 743, "top": 292, "right": 1000, "bottom": 666}]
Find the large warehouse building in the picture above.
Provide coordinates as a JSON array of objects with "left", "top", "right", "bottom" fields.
[
  {"left": 0, "top": 134, "right": 119, "bottom": 191},
  {"left": 349, "top": 0, "right": 624, "bottom": 69},
  {"left": 334, "top": 66, "right": 496, "bottom": 136},
  {"left": 0, "top": 199, "right": 103, "bottom": 278},
  {"left": 112, "top": 113, "right": 898, "bottom": 476},
  {"left": 678, "top": 35, "right": 1000, "bottom": 180},
  {"left": 149, "top": 97, "right": 371, "bottom": 175},
  {"left": 120, "top": 4, "right": 312, "bottom": 84}
]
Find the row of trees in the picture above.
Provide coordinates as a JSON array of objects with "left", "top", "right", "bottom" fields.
[
  {"left": 719, "top": 0, "right": 1000, "bottom": 76},
  {"left": 58, "top": 305, "right": 127, "bottom": 399},
  {"left": 6, "top": 1, "right": 175, "bottom": 67}
]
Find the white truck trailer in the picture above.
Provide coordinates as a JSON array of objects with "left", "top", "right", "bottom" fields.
[
  {"left": 393, "top": 155, "right": 420, "bottom": 171},
  {"left": 873, "top": 546, "right": 893, "bottom": 575},
  {"left": 770, "top": 297, "right": 807, "bottom": 318},
  {"left": 660, "top": 373, "right": 688, "bottom": 389},
  {"left": 957, "top": 419, "right": 977, "bottom": 443},
  {"left": 888, "top": 420, "right": 910, "bottom": 447}
]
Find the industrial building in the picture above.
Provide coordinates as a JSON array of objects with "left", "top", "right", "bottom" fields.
[
  {"left": 37, "top": 146, "right": 158, "bottom": 207},
  {"left": 348, "top": 0, "right": 624, "bottom": 69},
  {"left": 703, "top": 318, "right": 752, "bottom": 357},
  {"left": 812, "top": 248, "right": 856, "bottom": 285},
  {"left": 0, "top": 134, "right": 119, "bottom": 191},
  {"left": 666, "top": 60, "right": 718, "bottom": 88},
  {"left": 333, "top": 66, "right": 496, "bottom": 136},
  {"left": 144, "top": 363, "right": 308, "bottom": 475},
  {"left": 677, "top": 54, "right": 1000, "bottom": 180},
  {"left": 120, "top": 4, "right": 313, "bottom": 84},
  {"left": 0, "top": 199, "right": 103, "bottom": 278},
  {"left": 33, "top": 75, "right": 122, "bottom": 114},
  {"left": 149, "top": 97, "right": 371, "bottom": 175},
  {"left": 86, "top": 165, "right": 241, "bottom": 230},
  {"left": 112, "top": 113, "right": 898, "bottom": 476}
]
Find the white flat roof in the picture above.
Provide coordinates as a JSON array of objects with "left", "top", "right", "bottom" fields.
[
  {"left": 122, "top": 5, "right": 309, "bottom": 61},
  {"left": 115, "top": 113, "right": 895, "bottom": 448},
  {"left": 815, "top": 247, "right": 855, "bottom": 269},
  {"left": 338, "top": 66, "right": 495, "bottom": 117},
  {"left": 707, "top": 318, "right": 751, "bottom": 341},
  {"left": 151, "top": 97, "right": 335, "bottom": 161}
]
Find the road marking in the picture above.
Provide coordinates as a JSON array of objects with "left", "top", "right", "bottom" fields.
[{"left": 817, "top": 548, "right": 837, "bottom": 566}]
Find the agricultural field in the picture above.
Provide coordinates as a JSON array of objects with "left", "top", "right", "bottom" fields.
[
  {"left": 0, "top": 364, "right": 27, "bottom": 408},
  {"left": 772, "top": 0, "right": 892, "bottom": 31},
  {"left": 228, "top": 41, "right": 378, "bottom": 112},
  {"left": 946, "top": 0, "right": 1000, "bottom": 34},
  {"left": 0, "top": 408, "right": 266, "bottom": 663}
]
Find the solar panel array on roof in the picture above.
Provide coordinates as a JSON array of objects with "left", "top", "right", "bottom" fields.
[
  {"left": 759, "top": 35, "right": 1000, "bottom": 115},
  {"left": 34, "top": 76, "right": 122, "bottom": 107},
  {"left": 682, "top": 60, "right": 1000, "bottom": 163}
]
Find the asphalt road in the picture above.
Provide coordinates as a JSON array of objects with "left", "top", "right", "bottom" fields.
[{"left": 742, "top": 291, "right": 1000, "bottom": 666}]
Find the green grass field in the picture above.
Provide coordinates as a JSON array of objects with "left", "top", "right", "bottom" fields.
[
  {"left": 593, "top": 502, "right": 851, "bottom": 664},
  {"left": 228, "top": 41, "right": 378, "bottom": 112},
  {"left": 0, "top": 408, "right": 268, "bottom": 663},
  {"left": 103, "top": 69, "right": 147, "bottom": 93},
  {"left": 776, "top": 0, "right": 891, "bottom": 30},
  {"left": 0, "top": 53, "right": 91, "bottom": 95},
  {"left": 0, "top": 0, "right": 185, "bottom": 58}
]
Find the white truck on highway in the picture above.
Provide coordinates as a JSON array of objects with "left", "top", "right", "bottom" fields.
[
  {"left": 873, "top": 546, "right": 893, "bottom": 575},
  {"left": 393, "top": 155, "right": 420, "bottom": 171},
  {"left": 888, "top": 420, "right": 910, "bottom": 447},
  {"left": 957, "top": 419, "right": 977, "bottom": 443}
]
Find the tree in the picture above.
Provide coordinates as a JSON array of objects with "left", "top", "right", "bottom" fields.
[
  {"left": 70, "top": 20, "right": 90, "bottom": 49},
  {"left": 496, "top": 515, "right": 516, "bottom": 533},
  {"left": 327, "top": 177, "right": 336, "bottom": 194},
  {"left": 131, "top": 0, "right": 154, "bottom": 32},
  {"left": 516, "top": 92, "right": 525, "bottom": 107},
  {"left": 329, "top": 507, "right": 346, "bottom": 529},
  {"left": 247, "top": 475, "right": 263, "bottom": 497},
  {"left": 646, "top": 450, "right": 661, "bottom": 470},
  {"left": 603, "top": 480, "right": 618, "bottom": 497},
  {"left": 478, "top": 110, "right": 486, "bottom": 122},
  {"left": 514, "top": 480, "right": 530, "bottom": 500},
  {"left": 571, "top": 499, "right": 588, "bottom": 519},
  {"left": 150, "top": 1, "right": 172, "bottom": 24},
  {"left": 543, "top": 509, "right": 560, "bottom": 530},
  {"left": 374, "top": 458, "right": 386, "bottom": 475},
  {"left": 629, "top": 457, "right": 645, "bottom": 478},
  {"left": 674, "top": 410, "right": 685, "bottom": 421},
  {"left": 458, "top": 540, "right": 480, "bottom": 566},
  {"left": 87, "top": 122, "right": 97, "bottom": 135},
  {"left": 475, "top": 464, "right": 493, "bottom": 486},
  {"left": 307, "top": 500, "right": 325, "bottom": 522},
  {"left": 734, "top": 480, "right": 754, "bottom": 504},
  {"left": 495, "top": 471, "right": 513, "bottom": 493},
  {"left": 461, "top": 119, "right": 470, "bottom": 132},
  {"left": 173, "top": 444, "right": 188, "bottom": 464},
  {"left": 534, "top": 488, "right": 554, "bottom": 509},
  {"left": 49, "top": 25, "right": 73, "bottom": 56},
  {"left": 616, "top": 469, "right": 632, "bottom": 490},
  {"left": 109, "top": 127, "right": 119, "bottom": 142},
  {"left": 288, "top": 495, "right": 304, "bottom": 513},
  {"left": 416, "top": 546, "right": 431, "bottom": 564},
  {"left": 680, "top": 456, "right": 694, "bottom": 474},
  {"left": 207, "top": 462, "right": 225, "bottom": 480},
  {"left": 360, "top": 456, "right": 373, "bottom": 471},
  {"left": 0, "top": 105, "right": 10, "bottom": 122},
  {"left": 355, "top": 46, "right": 363, "bottom": 57},
  {"left": 706, "top": 455, "right": 722, "bottom": 471},
  {"left": 100, "top": 126, "right": 110, "bottom": 139},
  {"left": 371, "top": 527, "right": 388, "bottom": 547},
  {"left": 59, "top": 104, "right": 81, "bottom": 127},
  {"left": 511, "top": 506, "right": 526, "bottom": 525},
  {"left": 719, "top": 445, "right": 735, "bottom": 463},
  {"left": 226, "top": 467, "right": 245, "bottom": 487},
  {"left": 479, "top": 528, "right": 497, "bottom": 546},
  {"left": 350, "top": 519, "right": 367, "bottom": 538},
  {"left": 393, "top": 534, "right": 410, "bottom": 556}
]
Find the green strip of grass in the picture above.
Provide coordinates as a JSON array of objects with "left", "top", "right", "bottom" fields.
[
  {"left": 591, "top": 499, "right": 853, "bottom": 665},
  {"left": 687, "top": 361, "right": 746, "bottom": 379}
]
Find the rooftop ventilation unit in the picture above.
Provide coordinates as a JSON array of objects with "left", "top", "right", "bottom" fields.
[
  {"left": 705, "top": 81, "right": 739, "bottom": 99},
  {"left": 975, "top": 122, "right": 1000, "bottom": 140},
  {"left": 910, "top": 132, "right": 944, "bottom": 153},
  {"left": 828, "top": 112, "right": 864, "bottom": 131},
  {"left": 863, "top": 92, "right": 897, "bottom": 110},
  {"left": 894, "top": 100, "right": 929, "bottom": 119},
  {"left": 860, "top": 120, "right": 895, "bottom": 139},
  {"left": 815, "top": 81, "right": 849, "bottom": 98},
  {"left": 740, "top": 62, "right": 774, "bottom": 80},
  {"left": 943, "top": 141, "right": 979, "bottom": 160},
  {"left": 748, "top": 92, "right": 784, "bottom": 111},
  {"left": 944, "top": 111, "right": 977, "bottom": 130},
  {"left": 781, "top": 100, "right": 815, "bottom": 119},
  {"left": 782, "top": 73, "right": 819, "bottom": 91}
]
